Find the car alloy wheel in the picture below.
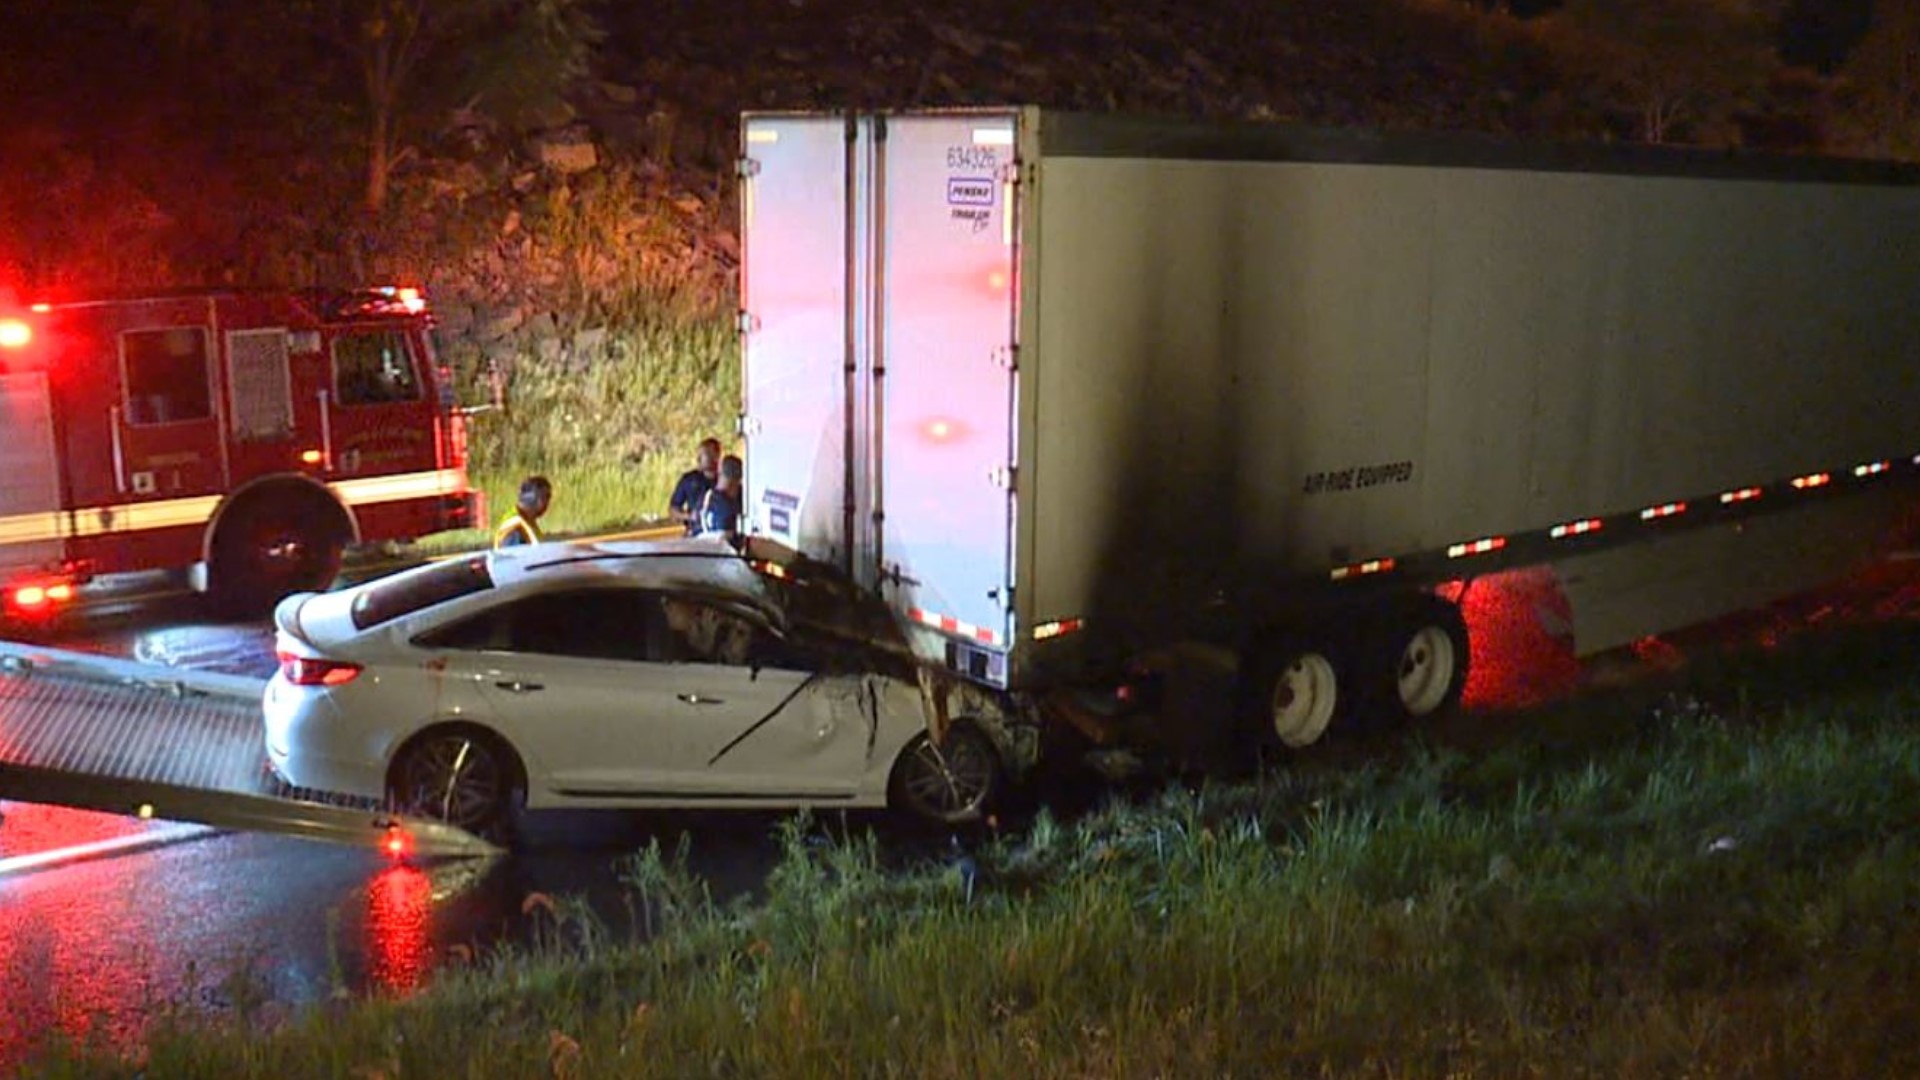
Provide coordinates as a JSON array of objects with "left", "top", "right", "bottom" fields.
[
  {"left": 392, "top": 731, "right": 512, "bottom": 832},
  {"left": 893, "top": 725, "right": 1002, "bottom": 825}
]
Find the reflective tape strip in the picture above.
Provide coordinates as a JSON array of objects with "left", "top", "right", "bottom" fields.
[
  {"left": 331, "top": 468, "right": 464, "bottom": 507},
  {"left": 0, "top": 468, "right": 465, "bottom": 551},
  {"left": 1330, "top": 557, "right": 1395, "bottom": 581},
  {"left": 0, "top": 511, "right": 65, "bottom": 545},
  {"left": 907, "top": 606, "right": 1001, "bottom": 646},
  {"left": 68, "top": 496, "right": 222, "bottom": 537},
  {"left": 0, "top": 495, "right": 222, "bottom": 544}
]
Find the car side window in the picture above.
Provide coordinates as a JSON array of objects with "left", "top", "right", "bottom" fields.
[
  {"left": 418, "top": 588, "right": 667, "bottom": 661},
  {"left": 415, "top": 606, "right": 510, "bottom": 651},
  {"left": 658, "top": 595, "right": 805, "bottom": 670}
]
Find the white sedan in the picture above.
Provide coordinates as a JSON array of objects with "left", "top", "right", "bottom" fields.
[{"left": 263, "top": 537, "right": 1004, "bottom": 834}]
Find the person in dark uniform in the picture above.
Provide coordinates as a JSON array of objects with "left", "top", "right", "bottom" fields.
[
  {"left": 493, "top": 475, "right": 552, "bottom": 548},
  {"left": 669, "top": 437, "right": 722, "bottom": 535},
  {"left": 698, "top": 455, "right": 744, "bottom": 541}
]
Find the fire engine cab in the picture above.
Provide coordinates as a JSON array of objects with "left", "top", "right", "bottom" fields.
[{"left": 0, "top": 286, "right": 481, "bottom": 620}]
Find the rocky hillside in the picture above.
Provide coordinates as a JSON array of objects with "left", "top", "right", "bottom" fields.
[{"left": 413, "top": 0, "right": 1569, "bottom": 357}]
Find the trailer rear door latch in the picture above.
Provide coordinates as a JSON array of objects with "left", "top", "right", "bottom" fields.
[{"left": 988, "top": 465, "right": 1017, "bottom": 491}]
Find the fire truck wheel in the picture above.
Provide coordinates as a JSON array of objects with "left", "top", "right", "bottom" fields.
[
  {"left": 209, "top": 488, "right": 351, "bottom": 616},
  {"left": 1360, "top": 594, "right": 1470, "bottom": 728}
]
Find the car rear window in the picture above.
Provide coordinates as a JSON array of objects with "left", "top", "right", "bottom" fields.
[{"left": 351, "top": 556, "right": 494, "bottom": 630}]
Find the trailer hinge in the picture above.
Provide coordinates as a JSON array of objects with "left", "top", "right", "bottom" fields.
[
  {"left": 997, "top": 161, "right": 1022, "bottom": 185},
  {"left": 737, "top": 310, "right": 760, "bottom": 335},
  {"left": 737, "top": 414, "right": 762, "bottom": 437},
  {"left": 736, "top": 157, "right": 761, "bottom": 179},
  {"left": 988, "top": 465, "right": 1017, "bottom": 491},
  {"left": 992, "top": 344, "right": 1018, "bottom": 371}
]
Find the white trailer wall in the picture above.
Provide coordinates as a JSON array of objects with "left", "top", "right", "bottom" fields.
[{"left": 1019, "top": 126, "right": 1920, "bottom": 658}]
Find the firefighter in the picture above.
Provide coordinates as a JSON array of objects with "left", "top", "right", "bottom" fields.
[
  {"left": 494, "top": 475, "right": 552, "bottom": 548},
  {"left": 697, "top": 455, "right": 744, "bottom": 542},
  {"left": 669, "top": 437, "right": 723, "bottom": 535}
]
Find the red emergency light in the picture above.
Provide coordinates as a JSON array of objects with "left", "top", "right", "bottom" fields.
[{"left": 6, "top": 580, "right": 74, "bottom": 613}]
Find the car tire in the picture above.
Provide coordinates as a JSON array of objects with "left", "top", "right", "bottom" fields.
[
  {"left": 889, "top": 723, "right": 1003, "bottom": 826},
  {"left": 388, "top": 727, "right": 523, "bottom": 836}
]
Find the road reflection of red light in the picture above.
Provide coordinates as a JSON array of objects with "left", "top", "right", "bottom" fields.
[
  {"left": 366, "top": 864, "right": 432, "bottom": 994},
  {"left": 0, "top": 839, "right": 161, "bottom": 1068},
  {"left": 0, "top": 803, "right": 150, "bottom": 858},
  {"left": 1455, "top": 568, "right": 1585, "bottom": 711}
]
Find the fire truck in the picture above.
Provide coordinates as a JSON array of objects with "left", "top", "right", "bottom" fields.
[{"left": 0, "top": 286, "right": 482, "bottom": 620}]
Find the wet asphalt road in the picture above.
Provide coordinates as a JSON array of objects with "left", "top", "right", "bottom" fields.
[{"left": 0, "top": 571, "right": 896, "bottom": 1070}]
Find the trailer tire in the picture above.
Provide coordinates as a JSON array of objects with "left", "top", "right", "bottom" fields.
[
  {"left": 1364, "top": 594, "right": 1470, "bottom": 727},
  {"left": 1238, "top": 636, "right": 1350, "bottom": 751},
  {"left": 387, "top": 725, "right": 525, "bottom": 838},
  {"left": 889, "top": 722, "right": 1003, "bottom": 825},
  {"left": 209, "top": 487, "right": 350, "bottom": 616}
]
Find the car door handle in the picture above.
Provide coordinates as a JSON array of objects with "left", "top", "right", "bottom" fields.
[
  {"left": 495, "top": 680, "right": 544, "bottom": 693},
  {"left": 677, "top": 693, "right": 724, "bottom": 706}
]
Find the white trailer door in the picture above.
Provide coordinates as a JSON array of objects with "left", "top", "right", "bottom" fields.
[
  {"left": 0, "top": 373, "right": 64, "bottom": 576},
  {"left": 876, "top": 113, "right": 1021, "bottom": 659},
  {"left": 740, "top": 115, "right": 855, "bottom": 567}
]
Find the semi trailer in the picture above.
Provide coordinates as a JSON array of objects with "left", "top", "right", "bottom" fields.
[{"left": 736, "top": 108, "right": 1920, "bottom": 755}]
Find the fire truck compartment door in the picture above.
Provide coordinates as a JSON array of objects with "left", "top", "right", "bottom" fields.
[
  {"left": 0, "top": 372, "right": 64, "bottom": 575},
  {"left": 113, "top": 325, "right": 227, "bottom": 498}
]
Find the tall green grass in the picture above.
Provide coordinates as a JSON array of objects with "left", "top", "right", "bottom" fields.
[
  {"left": 413, "top": 306, "right": 738, "bottom": 551},
  {"left": 461, "top": 312, "right": 739, "bottom": 491},
  {"left": 24, "top": 626, "right": 1920, "bottom": 1077}
]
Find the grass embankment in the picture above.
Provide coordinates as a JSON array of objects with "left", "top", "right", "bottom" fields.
[
  {"left": 26, "top": 620, "right": 1920, "bottom": 1077},
  {"left": 426, "top": 309, "right": 740, "bottom": 552}
]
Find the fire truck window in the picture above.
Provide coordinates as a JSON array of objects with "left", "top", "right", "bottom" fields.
[
  {"left": 123, "top": 328, "right": 213, "bottom": 426},
  {"left": 335, "top": 331, "right": 422, "bottom": 407}
]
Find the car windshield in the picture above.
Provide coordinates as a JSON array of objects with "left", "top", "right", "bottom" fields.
[{"left": 352, "top": 555, "right": 494, "bottom": 630}]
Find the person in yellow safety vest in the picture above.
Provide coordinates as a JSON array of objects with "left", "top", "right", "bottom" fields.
[{"left": 493, "top": 475, "right": 552, "bottom": 548}]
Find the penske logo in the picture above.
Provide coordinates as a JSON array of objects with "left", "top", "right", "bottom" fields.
[{"left": 0, "top": 469, "right": 465, "bottom": 546}]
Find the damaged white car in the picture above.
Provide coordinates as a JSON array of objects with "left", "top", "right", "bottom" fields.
[{"left": 263, "top": 537, "right": 1007, "bottom": 834}]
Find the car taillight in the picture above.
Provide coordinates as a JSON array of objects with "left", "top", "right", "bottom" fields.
[{"left": 277, "top": 650, "right": 363, "bottom": 686}]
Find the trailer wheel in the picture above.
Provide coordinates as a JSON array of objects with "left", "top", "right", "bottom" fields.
[
  {"left": 1367, "top": 595, "right": 1470, "bottom": 726},
  {"left": 209, "top": 488, "right": 350, "bottom": 616},
  {"left": 1240, "top": 638, "right": 1347, "bottom": 750},
  {"left": 388, "top": 726, "right": 524, "bottom": 836},
  {"left": 889, "top": 722, "right": 1003, "bottom": 825}
]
